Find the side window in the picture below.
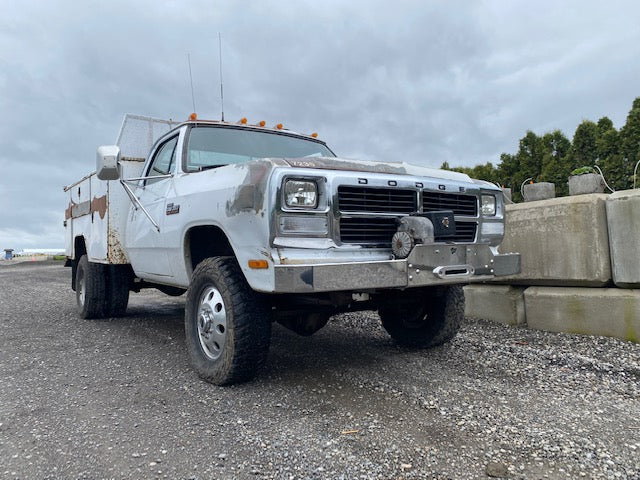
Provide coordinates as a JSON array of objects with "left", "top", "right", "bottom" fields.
[{"left": 146, "top": 136, "right": 178, "bottom": 185}]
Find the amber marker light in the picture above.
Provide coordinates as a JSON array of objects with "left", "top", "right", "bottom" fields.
[
  {"left": 189, "top": 113, "right": 197, "bottom": 120},
  {"left": 275, "top": 123, "right": 283, "bottom": 130},
  {"left": 311, "top": 132, "right": 318, "bottom": 138},
  {"left": 239, "top": 117, "right": 248, "bottom": 124},
  {"left": 258, "top": 120, "right": 266, "bottom": 127},
  {"left": 248, "top": 259, "right": 269, "bottom": 269}
]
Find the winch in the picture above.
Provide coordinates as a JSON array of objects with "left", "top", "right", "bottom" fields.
[{"left": 391, "top": 211, "right": 456, "bottom": 259}]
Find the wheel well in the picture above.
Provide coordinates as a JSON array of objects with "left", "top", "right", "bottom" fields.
[
  {"left": 71, "top": 236, "right": 87, "bottom": 291},
  {"left": 185, "top": 226, "right": 235, "bottom": 273}
]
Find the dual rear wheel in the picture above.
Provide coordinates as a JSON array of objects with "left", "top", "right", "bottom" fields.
[{"left": 75, "top": 254, "right": 129, "bottom": 319}]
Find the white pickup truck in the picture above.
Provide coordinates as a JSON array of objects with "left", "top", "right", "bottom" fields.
[{"left": 64, "top": 114, "right": 519, "bottom": 385}]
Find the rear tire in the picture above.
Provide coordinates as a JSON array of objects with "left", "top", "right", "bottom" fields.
[
  {"left": 76, "top": 254, "right": 107, "bottom": 319},
  {"left": 185, "top": 257, "right": 271, "bottom": 385},
  {"left": 379, "top": 285, "right": 464, "bottom": 347}
]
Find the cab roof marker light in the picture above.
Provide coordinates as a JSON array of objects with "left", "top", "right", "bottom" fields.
[
  {"left": 189, "top": 113, "right": 197, "bottom": 121},
  {"left": 311, "top": 132, "right": 318, "bottom": 138},
  {"left": 238, "top": 117, "right": 248, "bottom": 125},
  {"left": 275, "top": 123, "right": 284, "bottom": 130},
  {"left": 258, "top": 120, "right": 266, "bottom": 127}
]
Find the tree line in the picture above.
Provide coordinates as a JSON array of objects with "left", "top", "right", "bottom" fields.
[{"left": 442, "top": 97, "right": 640, "bottom": 201}]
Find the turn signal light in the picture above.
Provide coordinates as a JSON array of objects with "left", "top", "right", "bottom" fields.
[{"left": 248, "top": 259, "right": 269, "bottom": 269}]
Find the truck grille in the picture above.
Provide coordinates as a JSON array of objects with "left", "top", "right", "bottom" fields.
[
  {"left": 423, "top": 192, "right": 477, "bottom": 216},
  {"left": 337, "top": 186, "right": 417, "bottom": 213},
  {"left": 339, "top": 217, "right": 397, "bottom": 244},
  {"left": 451, "top": 221, "right": 477, "bottom": 242},
  {"left": 339, "top": 218, "right": 477, "bottom": 245}
]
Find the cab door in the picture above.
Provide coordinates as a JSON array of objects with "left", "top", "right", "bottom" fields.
[{"left": 125, "top": 135, "right": 179, "bottom": 279}]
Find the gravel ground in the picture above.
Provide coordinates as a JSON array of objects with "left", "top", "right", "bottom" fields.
[{"left": 1, "top": 261, "right": 639, "bottom": 479}]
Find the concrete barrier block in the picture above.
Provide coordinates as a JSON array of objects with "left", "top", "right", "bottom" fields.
[
  {"left": 464, "top": 284, "right": 526, "bottom": 326},
  {"left": 523, "top": 182, "right": 555, "bottom": 201},
  {"left": 500, "top": 194, "right": 611, "bottom": 286},
  {"left": 524, "top": 287, "right": 640, "bottom": 343},
  {"left": 606, "top": 189, "right": 640, "bottom": 288},
  {"left": 568, "top": 173, "right": 605, "bottom": 195}
]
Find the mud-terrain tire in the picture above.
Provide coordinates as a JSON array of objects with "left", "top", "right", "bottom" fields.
[
  {"left": 106, "top": 265, "right": 130, "bottom": 317},
  {"left": 76, "top": 254, "right": 108, "bottom": 319},
  {"left": 185, "top": 257, "right": 271, "bottom": 385},
  {"left": 379, "top": 285, "right": 464, "bottom": 347}
]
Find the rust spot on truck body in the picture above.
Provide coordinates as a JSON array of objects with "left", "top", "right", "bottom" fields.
[
  {"left": 108, "top": 229, "right": 129, "bottom": 264},
  {"left": 65, "top": 201, "right": 77, "bottom": 220},
  {"left": 90, "top": 195, "right": 108, "bottom": 220}
]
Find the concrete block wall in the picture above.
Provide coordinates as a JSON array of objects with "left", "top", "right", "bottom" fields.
[
  {"left": 463, "top": 285, "right": 526, "bottom": 326},
  {"left": 524, "top": 287, "right": 639, "bottom": 343},
  {"left": 465, "top": 190, "right": 640, "bottom": 344},
  {"left": 500, "top": 194, "right": 611, "bottom": 286},
  {"left": 606, "top": 189, "right": 640, "bottom": 288}
]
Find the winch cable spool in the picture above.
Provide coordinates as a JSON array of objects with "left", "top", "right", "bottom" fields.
[
  {"left": 392, "top": 216, "right": 435, "bottom": 259},
  {"left": 392, "top": 231, "right": 414, "bottom": 259}
]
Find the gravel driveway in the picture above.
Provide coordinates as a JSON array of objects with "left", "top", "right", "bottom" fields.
[{"left": 1, "top": 262, "right": 638, "bottom": 479}]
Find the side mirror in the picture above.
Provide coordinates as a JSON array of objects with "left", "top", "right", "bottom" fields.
[{"left": 96, "top": 145, "right": 121, "bottom": 180}]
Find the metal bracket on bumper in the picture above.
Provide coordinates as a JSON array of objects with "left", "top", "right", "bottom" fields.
[{"left": 273, "top": 244, "right": 520, "bottom": 293}]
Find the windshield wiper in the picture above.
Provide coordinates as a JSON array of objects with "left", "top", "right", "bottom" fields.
[{"left": 198, "top": 164, "right": 227, "bottom": 171}]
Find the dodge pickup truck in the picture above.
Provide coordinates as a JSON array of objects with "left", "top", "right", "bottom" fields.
[{"left": 64, "top": 114, "right": 519, "bottom": 385}]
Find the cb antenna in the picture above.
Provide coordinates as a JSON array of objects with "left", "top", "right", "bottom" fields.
[
  {"left": 187, "top": 53, "right": 197, "bottom": 115},
  {"left": 219, "top": 33, "right": 225, "bottom": 121}
]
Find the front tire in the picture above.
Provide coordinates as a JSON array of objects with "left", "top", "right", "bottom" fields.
[
  {"left": 379, "top": 285, "right": 464, "bottom": 347},
  {"left": 185, "top": 257, "right": 271, "bottom": 385}
]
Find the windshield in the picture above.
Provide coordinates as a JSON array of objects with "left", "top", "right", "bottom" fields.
[{"left": 186, "top": 126, "right": 335, "bottom": 171}]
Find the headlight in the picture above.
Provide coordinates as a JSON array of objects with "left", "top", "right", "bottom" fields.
[
  {"left": 481, "top": 194, "right": 496, "bottom": 216},
  {"left": 284, "top": 179, "right": 318, "bottom": 208}
]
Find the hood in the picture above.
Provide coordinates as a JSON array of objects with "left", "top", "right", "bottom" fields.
[{"left": 281, "top": 156, "right": 476, "bottom": 184}]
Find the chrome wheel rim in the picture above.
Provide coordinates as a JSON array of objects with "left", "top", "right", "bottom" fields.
[{"left": 197, "top": 286, "right": 227, "bottom": 360}]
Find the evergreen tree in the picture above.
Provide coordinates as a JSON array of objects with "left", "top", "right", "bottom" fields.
[
  {"left": 516, "top": 131, "right": 544, "bottom": 180},
  {"left": 539, "top": 130, "right": 571, "bottom": 196},
  {"left": 620, "top": 97, "right": 640, "bottom": 188},
  {"left": 568, "top": 120, "right": 599, "bottom": 172},
  {"left": 496, "top": 152, "right": 522, "bottom": 201},
  {"left": 595, "top": 116, "right": 623, "bottom": 190},
  {"left": 441, "top": 97, "right": 640, "bottom": 200}
]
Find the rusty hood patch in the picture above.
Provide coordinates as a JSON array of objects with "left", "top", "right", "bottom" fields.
[{"left": 226, "top": 159, "right": 278, "bottom": 215}]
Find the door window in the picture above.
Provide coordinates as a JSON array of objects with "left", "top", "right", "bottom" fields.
[{"left": 146, "top": 136, "right": 178, "bottom": 185}]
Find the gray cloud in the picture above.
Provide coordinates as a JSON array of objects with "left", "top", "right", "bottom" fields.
[{"left": 1, "top": 0, "right": 639, "bottom": 250}]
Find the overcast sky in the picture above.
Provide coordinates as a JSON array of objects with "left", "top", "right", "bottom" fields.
[{"left": 1, "top": 0, "right": 639, "bottom": 251}]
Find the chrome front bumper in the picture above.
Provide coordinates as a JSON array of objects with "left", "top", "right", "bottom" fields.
[{"left": 273, "top": 244, "right": 520, "bottom": 293}]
